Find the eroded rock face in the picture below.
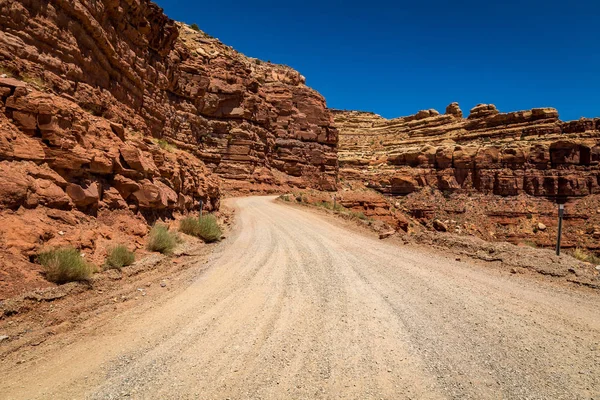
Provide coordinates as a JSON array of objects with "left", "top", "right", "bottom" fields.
[
  {"left": 0, "top": 76, "right": 221, "bottom": 299},
  {"left": 0, "top": 79, "right": 220, "bottom": 214},
  {"left": 335, "top": 103, "right": 600, "bottom": 198},
  {"left": 0, "top": 0, "right": 338, "bottom": 297},
  {"left": 0, "top": 0, "right": 338, "bottom": 191}
]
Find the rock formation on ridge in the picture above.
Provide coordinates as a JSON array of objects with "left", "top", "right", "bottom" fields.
[
  {"left": 335, "top": 103, "right": 600, "bottom": 251},
  {"left": 336, "top": 103, "right": 599, "bottom": 197}
]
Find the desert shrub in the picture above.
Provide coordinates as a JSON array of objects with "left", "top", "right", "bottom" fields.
[
  {"left": 0, "top": 65, "right": 14, "bottom": 77},
  {"left": 180, "top": 217, "right": 200, "bottom": 236},
  {"left": 105, "top": 245, "right": 135, "bottom": 270},
  {"left": 196, "top": 214, "right": 222, "bottom": 242},
  {"left": 179, "top": 214, "right": 222, "bottom": 243},
  {"left": 316, "top": 201, "right": 333, "bottom": 210},
  {"left": 332, "top": 202, "right": 346, "bottom": 212},
  {"left": 190, "top": 23, "right": 200, "bottom": 31},
  {"left": 22, "top": 74, "right": 46, "bottom": 89},
  {"left": 572, "top": 247, "right": 600, "bottom": 264},
  {"left": 147, "top": 224, "right": 178, "bottom": 254},
  {"left": 279, "top": 194, "right": 291, "bottom": 202},
  {"left": 153, "top": 138, "right": 177, "bottom": 152},
  {"left": 38, "top": 247, "right": 93, "bottom": 284},
  {"left": 521, "top": 240, "right": 538, "bottom": 248},
  {"left": 350, "top": 211, "right": 367, "bottom": 220}
]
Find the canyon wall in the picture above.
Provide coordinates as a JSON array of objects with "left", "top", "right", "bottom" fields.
[
  {"left": 0, "top": 0, "right": 337, "bottom": 298},
  {"left": 0, "top": 0, "right": 338, "bottom": 194},
  {"left": 335, "top": 104, "right": 600, "bottom": 251},
  {"left": 336, "top": 103, "right": 600, "bottom": 198}
]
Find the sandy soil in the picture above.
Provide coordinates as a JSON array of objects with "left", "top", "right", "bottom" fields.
[{"left": 0, "top": 196, "right": 599, "bottom": 399}]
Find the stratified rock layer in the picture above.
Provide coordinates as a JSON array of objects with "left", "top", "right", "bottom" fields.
[
  {"left": 0, "top": 0, "right": 338, "bottom": 298},
  {"left": 0, "top": 0, "right": 338, "bottom": 192},
  {"left": 335, "top": 104, "right": 599, "bottom": 198}
]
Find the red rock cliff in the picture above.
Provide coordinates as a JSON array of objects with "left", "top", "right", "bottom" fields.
[
  {"left": 0, "top": 0, "right": 337, "bottom": 298},
  {"left": 0, "top": 0, "right": 338, "bottom": 192},
  {"left": 336, "top": 103, "right": 599, "bottom": 198}
]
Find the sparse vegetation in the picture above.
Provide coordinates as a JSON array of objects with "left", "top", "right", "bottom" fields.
[
  {"left": 0, "top": 65, "right": 14, "bottom": 77},
  {"left": 153, "top": 138, "right": 177, "bottom": 152},
  {"left": 179, "top": 214, "right": 222, "bottom": 243},
  {"left": 572, "top": 247, "right": 600, "bottom": 264},
  {"left": 521, "top": 240, "right": 538, "bottom": 249},
  {"left": 22, "top": 74, "right": 46, "bottom": 89},
  {"left": 316, "top": 200, "right": 333, "bottom": 210},
  {"left": 315, "top": 200, "right": 346, "bottom": 212},
  {"left": 350, "top": 211, "right": 368, "bottom": 220},
  {"left": 279, "top": 194, "right": 291, "bottom": 202},
  {"left": 105, "top": 245, "right": 135, "bottom": 270},
  {"left": 190, "top": 23, "right": 200, "bottom": 31},
  {"left": 38, "top": 247, "right": 93, "bottom": 284},
  {"left": 147, "top": 224, "right": 178, "bottom": 254}
]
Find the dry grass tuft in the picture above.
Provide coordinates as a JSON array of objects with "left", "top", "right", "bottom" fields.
[
  {"left": 105, "top": 245, "right": 135, "bottom": 270},
  {"left": 572, "top": 247, "right": 600, "bottom": 264},
  {"left": 180, "top": 214, "right": 222, "bottom": 243},
  {"left": 38, "top": 247, "right": 93, "bottom": 284},
  {"left": 147, "top": 224, "right": 178, "bottom": 255}
]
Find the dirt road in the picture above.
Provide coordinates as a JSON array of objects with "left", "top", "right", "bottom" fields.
[{"left": 1, "top": 196, "right": 599, "bottom": 399}]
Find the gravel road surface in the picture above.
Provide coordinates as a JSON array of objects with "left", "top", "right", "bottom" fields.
[{"left": 1, "top": 196, "right": 599, "bottom": 399}]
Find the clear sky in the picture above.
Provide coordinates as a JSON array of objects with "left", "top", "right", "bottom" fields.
[{"left": 154, "top": 0, "right": 599, "bottom": 121}]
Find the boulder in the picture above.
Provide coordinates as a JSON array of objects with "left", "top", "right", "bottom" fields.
[
  {"left": 66, "top": 183, "right": 100, "bottom": 207},
  {"left": 433, "top": 219, "right": 448, "bottom": 232},
  {"left": 101, "top": 187, "right": 128, "bottom": 210}
]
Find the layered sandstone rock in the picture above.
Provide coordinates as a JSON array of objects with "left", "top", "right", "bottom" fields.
[
  {"left": 0, "top": 0, "right": 338, "bottom": 191},
  {"left": 0, "top": 0, "right": 337, "bottom": 297},
  {"left": 0, "top": 76, "right": 221, "bottom": 298},
  {"left": 335, "top": 104, "right": 600, "bottom": 251},
  {"left": 0, "top": 78, "right": 220, "bottom": 214},
  {"left": 336, "top": 103, "right": 599, "bottom": 198}
]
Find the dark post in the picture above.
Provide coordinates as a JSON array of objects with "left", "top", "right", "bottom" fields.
[
  {"left": 199, "top": 199, "right": 204, "bottom": 217},
  {"left": 556, "top": 203, "right": 564, "bottom": 256}
]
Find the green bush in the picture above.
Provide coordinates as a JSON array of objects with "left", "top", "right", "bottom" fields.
[
  {"left": 197, "top": 214, "right": 222, "bottom": 242},
  {"left": 190, "top": 23, "right": 200, "bottom": 31},
  {"left": 179, "top": 216, "right": 200, "bottom": 236},
  {"left": 38, "top": 247, "right": 93, "bottom": 284},
  {"left": 147, "top": 224, "right": 178, "bottom": 254},
  {"left": 105, "top": 245, "right": 135, "bottom": 270},
  {"left": 179, "top": 214, "right": 222, "bottom": 243}
]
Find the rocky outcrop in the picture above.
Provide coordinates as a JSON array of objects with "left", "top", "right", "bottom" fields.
[
  {"left": 0, "top": 0, "right": 338, "bottom": 191},
  {"left": 335, "top": 104, "right": 600, "bottom": 252},
  {"left": 0, "top": 78, "right": 220, "bottom": 214},
  {"left": 335, "top": 104, "right": 599, "bottom": 198},
  {"left": 0, "top": 76, "right": 221, "bottom": 299},
  {"left": 0, "top": 0, "right": 338, "bottom": 297}
]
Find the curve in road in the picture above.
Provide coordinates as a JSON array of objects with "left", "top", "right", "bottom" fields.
[{"left": 1, "top": 196, "right": 599, "bottom": 399}]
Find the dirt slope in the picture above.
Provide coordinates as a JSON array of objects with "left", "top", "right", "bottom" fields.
[{"left": 1, "top": 197, "right": 599, "bottom": 399}]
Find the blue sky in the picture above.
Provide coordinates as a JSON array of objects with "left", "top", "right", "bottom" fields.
[{"left": 154, "top": 0, "right": 599, "bottom": 121}]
